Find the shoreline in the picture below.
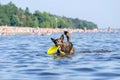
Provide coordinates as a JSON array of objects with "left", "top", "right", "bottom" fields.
[{"left": 0, "top": 26, "right": 119, "bottom": 35}]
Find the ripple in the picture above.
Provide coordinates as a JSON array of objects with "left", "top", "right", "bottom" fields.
[
  {"left": 71, "top": 67, "right": 96, "bottom": 72},
  {"left": 19, "top": 69, "right": 60, "bottom": 76},
  {"left": 39, "top": 72, "right": 60, "bottom": 76},
  {"left": 93, "top": 72, "right": 120, "bottom": 77},
  {"left": 110, "top": 55, "right": 120, "bottom": 60}
]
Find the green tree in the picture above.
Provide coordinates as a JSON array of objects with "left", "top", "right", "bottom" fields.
[
  {"left": 33, "top": 17, "right": 39, "bottom": 28},
  {"left": 0, "top": 2, "right": 98, "bottom": 29},
  {"left": 10, "top": 15, "right": 20, "bottom": 26},
  {"left": 25, "top": 7, "right": 30, "bottom": 15}
]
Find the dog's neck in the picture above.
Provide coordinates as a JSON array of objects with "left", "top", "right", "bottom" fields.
[{"left": 59, "top": 43, "right": 69, "bottom": 52}]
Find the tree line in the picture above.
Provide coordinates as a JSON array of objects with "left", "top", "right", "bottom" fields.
[{"left": 0, "top": 2, "right": 98, "bottom": 29}]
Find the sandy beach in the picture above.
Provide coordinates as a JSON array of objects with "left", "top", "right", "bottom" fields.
[{"left": 0, "top": 26, "right": 119, "bottom": 35}]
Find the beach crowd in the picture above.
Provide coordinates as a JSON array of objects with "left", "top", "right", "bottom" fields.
[{"left": 0, "top": 26, "right": 119, "bottom": 35}]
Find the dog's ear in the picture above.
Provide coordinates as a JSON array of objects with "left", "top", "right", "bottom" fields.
[
  {"left": 51, "top": 38, "right": 56, "bottom": 45},
  {"left": 51, "top": 38, "right": 55, "bottom": 42},
  {"left": 60, "top": 34, "right": 64, "bottom": 41}
]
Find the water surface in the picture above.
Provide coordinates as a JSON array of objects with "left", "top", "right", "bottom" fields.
[{"left": 0, "top": 32, "right": 120, "bottom": 80}]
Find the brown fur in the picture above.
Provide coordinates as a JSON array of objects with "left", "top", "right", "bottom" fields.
[{"left": 51, "top": 31, "right": 75, "bottom": 58}]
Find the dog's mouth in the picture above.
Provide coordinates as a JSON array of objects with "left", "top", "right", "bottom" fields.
[
  {"left": 55, "top": 43, "right": 60, "bottom": 47},
  {"left": 55, "top": 43, "right": 61, "bottom": 47}
]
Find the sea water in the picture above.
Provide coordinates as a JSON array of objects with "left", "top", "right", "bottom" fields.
[{"left": 0, "top": 32, "right": 120, "bottom": 80}]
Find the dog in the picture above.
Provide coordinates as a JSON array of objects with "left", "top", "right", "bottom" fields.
[{"left": 51, "top": 31, "right": 75, "bottom": 58}]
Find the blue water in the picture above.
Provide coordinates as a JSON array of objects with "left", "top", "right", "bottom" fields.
[{"left": 0, "top": 32, "right": 120, "bottom": 80}]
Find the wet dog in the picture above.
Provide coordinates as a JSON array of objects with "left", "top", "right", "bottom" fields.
[{"left": 51, "top": 31, "right": 75, "bottom": 58}]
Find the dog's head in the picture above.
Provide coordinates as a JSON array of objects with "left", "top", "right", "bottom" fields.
[{"left": 51, "top": 34, "right": 64, "bottom": 47}]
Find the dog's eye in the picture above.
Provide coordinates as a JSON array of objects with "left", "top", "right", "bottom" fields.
[
  {"left": 56, "top": 40, "right": 58, "bottom": 43},
  {"left": 58, "top": 40, "right": 62, "bottom": 42}
]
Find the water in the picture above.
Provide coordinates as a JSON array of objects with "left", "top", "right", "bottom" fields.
[{"left": 0, "top": 32, "right": 120, "bottom": 80}]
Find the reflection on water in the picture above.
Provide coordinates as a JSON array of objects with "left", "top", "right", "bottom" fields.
[{"left": 0, "top": 33, "right": 120, "bottom": 80}]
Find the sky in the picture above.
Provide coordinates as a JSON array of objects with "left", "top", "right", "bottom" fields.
[{"left": 0, "top": 0, "right": 120, "bottom": 29}]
